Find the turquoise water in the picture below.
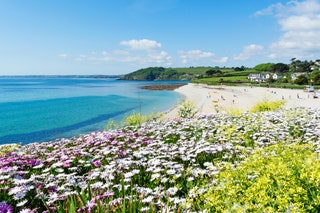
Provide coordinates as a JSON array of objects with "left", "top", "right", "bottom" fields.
[{"left": 0, "top": 78, "right": 184, "bottom": 144}]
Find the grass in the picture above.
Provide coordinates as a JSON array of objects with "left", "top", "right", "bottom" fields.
[{"left": 192, "top": 75, "right": 251, "bottom": 86}]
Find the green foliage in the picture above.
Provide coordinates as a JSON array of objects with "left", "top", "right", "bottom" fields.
[
  {"left": 192, "top": 76, "right": 250, "bottom": 85},
  {"left": 311, "top": 72, "right": 320, "bottom": 85},
  {"left": 225, "top": 107, "right": 244, "bottom": 117},
  {"left": 291, "top": 59, "right": 313, "bottom": 72},
  {"left": 105, "top": 119, "right": 119, "bottom": 130},
  {"left": 105, "top": 111, "right": 162, "bottom": 130},
  {"left": 120, "top": 67, "right": 191, "bottom": 80},
  {"left": 205, "top": 69, "right": 222, "bottom": 77},
  {"left": 294, "top": 74, "right": 309, "bottom": 85},
  {"left": 121, "top": 66, "right": 236, "bottom": 80},
  {"left": 250, "top": 99, "right": 286, "bottom": 112},
  {"left": 174, "top": 66, "right": 222, "bottom": 75},
  {"left": 254, "top": 63, "right": 275, "bottom": 72},
  {"left": 123, "top": 112, "right": 148, "bottom": 126},
  {"left": 177, "top": 99, "right": 197, "bottom": 118},
  {"left": 121, "top": 67, "right": 167, "bottom": 80},
  {"left": 271, "top": 63, "right": 289, "bottom": 73},
  {"left": 234, "top": 66, "right": 246, "bottom": 71},
  {"left": 201, "top": 143, "right": 320, "bottom": 212}
]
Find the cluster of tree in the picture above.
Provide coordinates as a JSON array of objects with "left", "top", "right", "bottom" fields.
[
  {"left": 290, "top": 58, "right": 318, "bottom": 73},
  {"left": 120, "top": 67, "right": 190, "bottom": 80},
  {"left": 253, "top": 63, "right": 289, "bottom": 73},
  {"left": 205, "top": 69, "right": 222, "bottom": 77},
  {"left": 291, "top": 72, "right": 320, "bottom": 85},
  {"left": 120, "top": 58, "right": 320, "bottom": 84},
  {"left": 253, "top": 58, "right": 320, "bottom": 85},
  {"left": 234, "top": 66, "right": 246, "bottom": 71},
  {"left": 254, "top": 59, "right": 320, "bottom": 74}
]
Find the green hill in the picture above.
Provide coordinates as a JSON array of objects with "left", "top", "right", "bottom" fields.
[{"left": 120, "top": 66, "right": 212, "bottom": 80}]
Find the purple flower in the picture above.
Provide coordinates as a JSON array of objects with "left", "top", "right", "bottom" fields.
[
  {"left": 96, "top": 192, "right": 115, "bottom": 200},
  {"left": 28, "top": 159, "right": 40, "bottom": 166},
  {"left": 92, "top": 160, "right": 101, "bottom": 167},
  {"left": 119, "top": 150, "right": 127, "bottom": 157},
  {"left": 48, "top": 186, "right": 57, "bottom": 193},
  {"left": 0, "top": 203, "right": 13, "bottom": 213},
  {"left": 63, "top": 161, "right": 71, "bottom": 167}
]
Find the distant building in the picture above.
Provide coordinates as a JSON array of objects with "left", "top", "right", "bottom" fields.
[
  {"left": 247, "top": 73, "right": 266, "bottom": 82},
  {"left": 265, "top": 73, "right": 271, "bottom": 79},
  {"left": 248, "top": 72, "right": 284, "bottom": 82},
  {"left": 272, "top": 73, "right": 282, "bottom": 80},
  {"left": 291, "top": 72, "right": 306, "bottom": 81}
]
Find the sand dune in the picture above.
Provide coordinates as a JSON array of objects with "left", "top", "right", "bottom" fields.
[{"left": 166, "top": 83, "right": 320, "bottom": 117}]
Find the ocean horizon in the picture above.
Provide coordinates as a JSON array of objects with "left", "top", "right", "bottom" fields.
[{"left": 0, "top": 77, "right": 185, "bottom": 145}]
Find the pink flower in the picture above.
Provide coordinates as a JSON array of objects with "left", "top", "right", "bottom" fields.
[{"left": 92, "top": 160, "right": 101, "bottom": 167}]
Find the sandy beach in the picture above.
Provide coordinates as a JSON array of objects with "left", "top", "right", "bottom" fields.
[{"left": 166, "top": 83, "right": 320, "bottom": 117}]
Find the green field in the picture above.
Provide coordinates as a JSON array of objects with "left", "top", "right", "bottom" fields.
[{"left": 192, "top": 75, "right": 251, "bottom": 86}]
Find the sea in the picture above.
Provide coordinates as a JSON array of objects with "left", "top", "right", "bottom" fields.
[{"left": 0, "top": 77, "right": 186, "bottom": 145}]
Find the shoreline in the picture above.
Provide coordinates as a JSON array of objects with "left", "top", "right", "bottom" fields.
[
  {"left": 141, "top": 83, "right": 187, "bottom": 91},
  {"left": 166, "top": 83, "right": 320, "bottom": 117}
]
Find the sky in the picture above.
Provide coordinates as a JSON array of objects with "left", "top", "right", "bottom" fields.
[{"left": 0, "top": 0, "right": 320, "bottom": 75}]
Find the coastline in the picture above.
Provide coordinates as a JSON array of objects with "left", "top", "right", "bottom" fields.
[{"left": 166, "top": 83, "right": 320, "bottom": 117}]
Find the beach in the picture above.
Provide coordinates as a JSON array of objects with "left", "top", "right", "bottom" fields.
[{"left": 167, "top": 83, "right": 320, "bottom": 117}]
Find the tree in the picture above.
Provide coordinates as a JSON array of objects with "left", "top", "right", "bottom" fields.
[
  {"left": 290, "top": 59, "right": 312, "bottom": 72},
  {"left": 234, "top": 66, "right": 245, "bottom": 71},
  {"left": 254, "top": 63, "right": 274, "bottom": 72},
  {"left": 312, "top": 73, "right": 320, "bottom": 85},
  {"left": 298, "top": 60, "right": 312, "bottom": 72},
  {"left": 293, "top": 74, "right": 308, "bottom": 85},
  {"left": 206, "top": 69, "right": 222, "bottom": 77},
  {"left": 290, "top": 58, "right": 297, "bottom": 72},
  {"left": 271, "top": 63, "right": 289, "bottom": 73}
]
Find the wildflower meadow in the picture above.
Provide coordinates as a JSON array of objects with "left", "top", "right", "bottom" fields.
[{"left": 1, "top": 103, "right": 320, "bottom": 212}]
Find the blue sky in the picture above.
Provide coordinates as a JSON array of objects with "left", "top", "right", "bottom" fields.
[{"left": 1, "top": 0, "right": 320, "bottom": 75}]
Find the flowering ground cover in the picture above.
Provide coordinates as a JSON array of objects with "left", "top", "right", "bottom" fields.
[{"left": 1, "top": 107, "right": 320, "bottom": 212}]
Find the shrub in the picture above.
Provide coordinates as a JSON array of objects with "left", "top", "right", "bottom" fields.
[
  {"left": 250, "top": 99, "right": 286, "bottom": 112},
  {"left": 177, "top": 99, "right": 197, "bottom": 118},
  {"left": 0, "top": 144, "right": 20, "bottom": 156},
  {"left": 123, "top": 112, "right": 147, "bottom": 126},
  {"left": 201, "top": 143, "right": 320, "bottom": 212},
  {"left": 105, "top": 112, "right": 162, "bottom": 130}
]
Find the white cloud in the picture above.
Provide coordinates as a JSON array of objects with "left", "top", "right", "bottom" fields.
[
  {"left": 59, "top": 53, "right": 68, "bottom": 58},
  {"left": 214, "top": 57, "right": 229, "bottom": 63},
  {"left": 74, "top": 38, "right": 171, "bottom": 67},
  {"left": 178, "top": 50, "right": 214, "bottom": 64},
  {"left": 120, "top": 39, "right": 161, "bottom": 50},
  {"left": 254, "top": 3, "right": 285, "bottom": 16},
  {"left": 257, "top": 0, "right": 320, "bottom": 59},
  {"left": 121, "top": 50, "right": 172, "bottom": 66},
  {"left": 147, "top": 51, "right": 172, "bottom": 65},
  {"left": 234, "top": 44, "right": 264, "bottom": 61}
]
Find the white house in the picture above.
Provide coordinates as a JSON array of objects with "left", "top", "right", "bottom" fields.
[
  {"left": 291, "top": 72, "right": 305, "bottom": 81},
  {"left": 248, "top": 73, "right": 266, "bottom": 82},
  {"left": 272, "top": 73, "right": 282, "bottom": 80},
  {"left": 265, "top": 73, "right": 271, "bottom": 79}
]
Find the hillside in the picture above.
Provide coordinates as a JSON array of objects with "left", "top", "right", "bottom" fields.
[
  {"left": 120, "top": 66, "right": 213, "bottom": 80},
  {"left": 120, "top": 66, "right": 255, "bottom": 81}
]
